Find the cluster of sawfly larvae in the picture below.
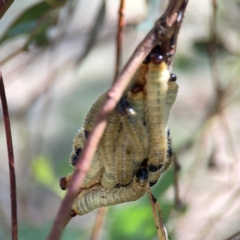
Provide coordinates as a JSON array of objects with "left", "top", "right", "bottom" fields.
[{"left": 60, "top": 44, "right": 178, "bottom": 216}]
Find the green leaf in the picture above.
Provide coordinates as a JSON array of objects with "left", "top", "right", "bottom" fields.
[
  {"left": 0, "top": 2, "right": 52, "bottom": 43},
  {"left": 107, "top": 202, "right": 156, "bottom": 240},
  {"left": 31, "top": 156, "right": 64, "bottom": 197}
]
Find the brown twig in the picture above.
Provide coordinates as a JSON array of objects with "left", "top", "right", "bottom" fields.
[
  {"left": 47, "top": 1, "right": 188, "bottom": 239},
  {"left": 90, "top": 208, "right": 108, "bottom": 240},
  {"left": 0, "top": 72, "right": 18, "bottom": 240},
  {"left": 147, "top": 188, "right": 167, "bottom": 240},
  {"left": 90, "top": 2, "right": 126, "bottom": 238},
  {"left": 173, "top": 153, "right": 182, "bottom": 210},
  {"left": 114, "top": 0, "right": 125, "bottom": 81},
  {"left": 0, "top": 0, "right": 14, "bottom": 18},
  {"left": 208, "top": 0, "right": 220, "bottom": 92}
]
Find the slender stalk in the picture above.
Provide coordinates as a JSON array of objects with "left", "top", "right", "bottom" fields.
[
  {"left": 0, "top": 72, "right": 18, "bottom": 240},
  {"left": 90, "top": 208, "right": 108, "bottom": 240},
  {"left": 147, "top": 188, "right": 167, "bottom": 240},
  {"left": 114, "top": 0, "right": 125, "bottom": 81}
]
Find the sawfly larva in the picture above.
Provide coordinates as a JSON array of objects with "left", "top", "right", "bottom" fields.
[
  {"left": 145, "top": 58, "right": 178, "bottom": 185},
  {"left": 72, "top": 167, "right": 148, "bottom": 216},
  {"left": 115, "top": 128, "right": 133, "bottom": 186}
]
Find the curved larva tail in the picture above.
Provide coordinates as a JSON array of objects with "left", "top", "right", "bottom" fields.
[{"left": 72, "top": 168, "right": 148, "bottom": 216}]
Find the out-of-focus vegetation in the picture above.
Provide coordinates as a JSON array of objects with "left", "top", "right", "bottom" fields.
[{"left": 0, "top": 0, "right": 240, "bottom": 239}]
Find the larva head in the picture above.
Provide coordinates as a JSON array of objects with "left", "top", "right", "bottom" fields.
[
  {"left": 70, "top": 128, "right": 86, "bottom": 166},
  {"left": 143, "top": 43, "right": 172, "bottom": 65},
  {"left": 136, "top": 168, "right": 148, "bottom": 180},
  {"left": 170, "top": 73, "right": 177, "bottom": 82}
]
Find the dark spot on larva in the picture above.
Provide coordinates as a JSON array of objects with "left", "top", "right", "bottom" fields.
[
  {"left": 84, "top": 130, "right": 89, "bottom": 139},
  {"left": 167, "top": 129, "right": 170, "bottom": 139},
  {"left": 71, "top": 155, "right": 78, "bottom": 166},
  {"left": 71, "top": 148, "right": 82, "bottom": 166},
  {"left": 75, "top": 148, "right": 82, "bottom": 156},
  {"left": 148, "top": 164, "right": 163, "bottom": 172},
  {"left": 136, "top": 168, "right": 148, "bottom": 180},
  {"left": 126, "top": 149, "right": 131, "bottom": 155},
  {"left": 116, "top": 97, "right": 132, "bottom": 116},
  {"left": 143, "top": 121, "right": 146, "bottom": 126},
  {"left": 115, "top": 183, "right": 121, "bottom": 188},
  {"left": 149, "top": 181, "right": 157, "bottom": 187},
  {"left": 170, "top": 73, "right": 177, "bottom": 81},
  {"left": 167, "top": 145, "right": 173, "bottom": 157},
  {"left": 130, "top": 83, "right": 144, "bottom": 94},
  {"left": 141, "top": 158, "right": 149, "bottom": 167},
  {"left": 101, "top": 196, "right": 105, "bottom": 199}
]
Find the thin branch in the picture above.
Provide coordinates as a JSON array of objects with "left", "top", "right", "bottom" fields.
[
  {"left": 0, "top": 0, "right": 14, "bottom": 19},
  {"left": 173, "top": 153, "right": 182, "bottom": 210},
  {"left": 147, "top": 188, "right": 167, "bottom": 240},
  {"left": 114, "top": 0, "right": 125, "bottom": 80},
  {"left": 89, "top": 2, "right": 126, "bottom": 238},
  {"left": 0, "top": 72, "right": 18, "bottom": 240},
  {"left": 47, "top": 1, "right": 188, "bottom": 239},
  {"left": 208, "top": 0, "right": 221, "bottom": 94},
  {"left": 89, "top": 208, "right": 108, "bottom": 240}
]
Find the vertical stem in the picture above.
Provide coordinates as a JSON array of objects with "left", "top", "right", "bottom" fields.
[
  {"left": 173, "top": 154, "right": 182, "bottom": 209},
  {"left": 147, "top": 188, "right": 167, "bottom": 240},
  {"left": 90, "top": 208, "right": 108, "bottom": 240},
  {"left": 0, "top": 72, "right": 18, "bottom": 240},
  {"left": 114, "top": 0, "right": 125, "bottom": 81}
]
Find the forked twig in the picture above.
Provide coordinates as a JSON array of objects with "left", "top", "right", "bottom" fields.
[
  {"left": 47, "top": 1, "right": 188, "bottom": 239},
  {"left": 147, "top": 188, "right": 167, "bottom": 240},
  {"left": 0, "top": 72, "right": 18, "bottom": 240}
]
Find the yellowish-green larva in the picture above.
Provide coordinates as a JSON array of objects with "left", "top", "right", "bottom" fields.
[
  {"left": 115, "top": 129, "right": 133, "bottom": 186},
  {"left": 100, "top": 110, "right": 121, "bottom": 189},
  {"left": 145, "top": 61, "right": 178, "bottom": 185}
]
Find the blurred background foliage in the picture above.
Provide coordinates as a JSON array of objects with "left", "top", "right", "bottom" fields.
[{"left": 0, "top": 0, "right": 240, "bottom": 239}]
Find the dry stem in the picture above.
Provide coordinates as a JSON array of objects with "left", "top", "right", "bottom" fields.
[{"left": 0, "top": 72, "right": 18, "bottom": 240}]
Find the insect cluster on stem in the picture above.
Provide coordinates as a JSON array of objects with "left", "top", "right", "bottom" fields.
[{"left": 60, "top": 44, "right": 178, "bottom": 216}]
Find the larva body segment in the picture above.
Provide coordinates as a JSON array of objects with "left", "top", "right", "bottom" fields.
[
  {"left": 145, "top": 62, "right": 171, "bottom": 182},
  {"left": 100, "top": 110, "right": 121, "bottom": 189},
  {"left": 84, "top": 92, "right": 108, "bottom": 133},
  {"left": 72, "top": 168, "right": 148, "bottom": 216},
  {"left": 115, "top": 129, "right": 133, "bottom": 186},
  {"left": 71, "top": 129, "right": 104, "bottom": 189}
]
